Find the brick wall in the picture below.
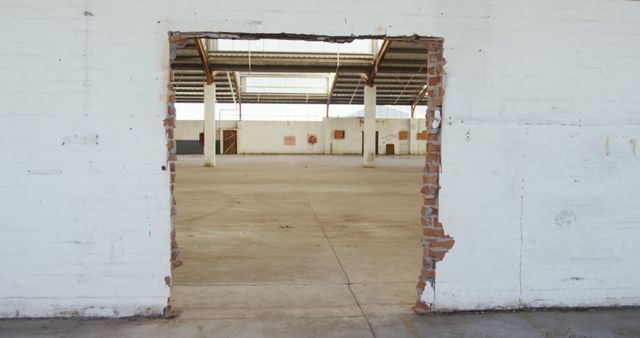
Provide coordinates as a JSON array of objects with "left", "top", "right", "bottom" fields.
[
  {"left": 414, "top": 42, "right": 456, "bottom": 312},
  {"left": 2, "top": 0, "right": 640, "bottom": 317},
  {"left": 164, "top": 52, "right": 183, "bottom": 317}
]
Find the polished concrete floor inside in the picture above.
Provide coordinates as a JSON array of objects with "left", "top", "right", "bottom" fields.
[
  {"left": 2, "top": 155, "right": 639, "bottom": 338},
  {"left": 172, "top": 154, "right": 425, "bottom": 321}
]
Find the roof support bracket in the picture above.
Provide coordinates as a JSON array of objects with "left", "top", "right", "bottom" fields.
[
  {"left": 327, "top": 72, "right": 339, "bottom": 117},
  {"left": 366, "top": 39, "right": 390, "bottom": 87},
  {"left": 411, "top": 85, "right": 429, "bottom": 117},
  {"left": 194, "top": 38, "right": 214, "bottom": 85},
  {"left": 226, "top": 72, "right": 237, "bottom": 105},
  {"left": 232, "top": 72, "right": 242, "bottom": 104}
]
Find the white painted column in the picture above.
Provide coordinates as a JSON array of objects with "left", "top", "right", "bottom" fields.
[
  {"left": 409, "top": 118, "right": 416, "bottom": 155},
  {"left": 323, "top": 117, "right": 331, "bottom": 154},
  {"left": 218, "top": 128, "right": 224, "bottom": 156},
  {"left": 363, "top": 85, "right": 376, "bottom": 167},
  {"left": 204, "top": 83, "right": 216, "bottom": 167}
]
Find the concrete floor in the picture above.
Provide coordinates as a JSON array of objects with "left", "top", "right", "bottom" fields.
[
  {"left": 2, "top": 155, "right": 639, "bottom": 338},
  {"left": 172, "top": 154, "right": 425, "bottom": 321}
]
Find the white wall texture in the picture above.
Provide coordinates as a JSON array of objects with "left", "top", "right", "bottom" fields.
[
  {"left": 237, "top": 120, "right": 325, "bottom": 154},
  {"left": 377, "top": 119, "right": 414, "bottom": 155},
  {"left": 175, "top": 120, "right": 237, "bottom": 141},
  {"left": 1, "top": 0, "right": 639, "bottom": 317},
  {"left": 324, "top": 118, "right": 363, "bottom": 154},
  {"left": 409, "top": 117, "right": 428, "bottom": 155},
  {"left": 176, "top": 118, "right": 426, "bottom": 154},
  {"left": 175, "top": 120, "right": 203, "bottom": 141}
]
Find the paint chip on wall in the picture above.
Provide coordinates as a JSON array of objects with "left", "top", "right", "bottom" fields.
[
  {"left": 284, "top": 135, "right": 296, "bottom": 145},
  {"left": 308, "top": 134, "right": 317, "bottom": 144}
]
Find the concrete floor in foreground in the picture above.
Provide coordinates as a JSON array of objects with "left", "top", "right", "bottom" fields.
[
  {"left": 172, "top": 154, "right": 426, "bottom": 323},
  {"left": 2, "top": 155, "right": 639, "bottom": 338}
]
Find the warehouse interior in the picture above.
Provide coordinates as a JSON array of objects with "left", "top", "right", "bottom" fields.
[
  {"left": 168, "top": 35, "right": 438, "bottom": 319},
  {"left": 170, "top": 36, "right": 436, "bottom": 160}
]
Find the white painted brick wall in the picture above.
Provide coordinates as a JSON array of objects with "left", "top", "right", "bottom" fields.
[
  {"left": 1, "top": 0, "right": 639, "bottom": 317},
  {"left": 237, "top": 120, "right": 326, "bottom": 154}
]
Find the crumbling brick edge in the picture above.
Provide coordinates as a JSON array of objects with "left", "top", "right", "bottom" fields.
[
  {"left": 164, "top": 33, "right": 453, "bottom": 316},
  {"left": 163, "top": 34, "right": 187, "bottom": 318},
  {"left": 414, "top": 41, "right": 455, "bottom": 314}
]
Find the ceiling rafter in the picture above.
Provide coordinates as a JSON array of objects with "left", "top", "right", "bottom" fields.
[
  {"left": 194, "top": 38, "right": 213, "bottom": 85},
  {"left": 231, "top": 72, "right": 242, "bottom": 104},
  {"left": 411, "top": 85, "right": 429, "bottom": 117},
  {"left": 326, "top": 72, "right": 340, "bottom": 117},
  {"left": 366, "top": 39, "right": 391, "bottom": 87},
  {"left": 173, "top": 38, "right": 438, "bottom": 105}
]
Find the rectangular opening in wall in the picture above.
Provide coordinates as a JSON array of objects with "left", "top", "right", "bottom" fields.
[{"left": 166, "top": 32, "right": 446, "bottom": 318}]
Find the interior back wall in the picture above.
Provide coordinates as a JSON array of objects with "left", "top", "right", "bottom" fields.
[{"left": 175, "top": 118, "right": 428, "bottom": 155}]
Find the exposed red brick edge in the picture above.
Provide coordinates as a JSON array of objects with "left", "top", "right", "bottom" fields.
[
  {"left": 414, "top": 42, "right": 455, "bottom": 314},
  {"left": 166, "top": 33, "right": 451, "bottom": 315},
  {"left": 164, "top": 36, "right": 184, "bottom": 318}
]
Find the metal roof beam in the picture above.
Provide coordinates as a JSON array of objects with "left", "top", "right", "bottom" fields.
[
  {"left": 172, "top": 63, "right": 370, "bottom": 73},
  {"left": 411, "top": 86, "right": 429, "bottom": 117},
  {"left": 231, "top": 72, "right": 242, "bottom": 104},
  {"left": 385, "top": 47, "right": 430, "bottom": 54},
  {"left": 366, "top": 39, "right": 391, "bottom": 87},
  {"left": 226, "top": 72, "right": 237, "bottom": 105},
  {"left": 326, "top": 73, "right": 339, "bottom": 117},
  {"left": 194, "top": 38, "right": 213, "bottom": 85}
]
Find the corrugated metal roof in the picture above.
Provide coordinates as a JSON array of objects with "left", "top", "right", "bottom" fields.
[{"left": 171, "top": 38, "right": 439, "bottom": 106}]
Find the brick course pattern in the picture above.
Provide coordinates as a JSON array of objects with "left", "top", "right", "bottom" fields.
[
  {"left": 164, "top": 35, "right": 187, "bottom": 318},
  {"left": 415, "top": 40, "right": 455, "bottom": 314}
]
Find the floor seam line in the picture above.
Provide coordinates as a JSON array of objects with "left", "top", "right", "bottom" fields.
[{"left": 299, "top": 183, "right": 377, "bottom": 338}]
